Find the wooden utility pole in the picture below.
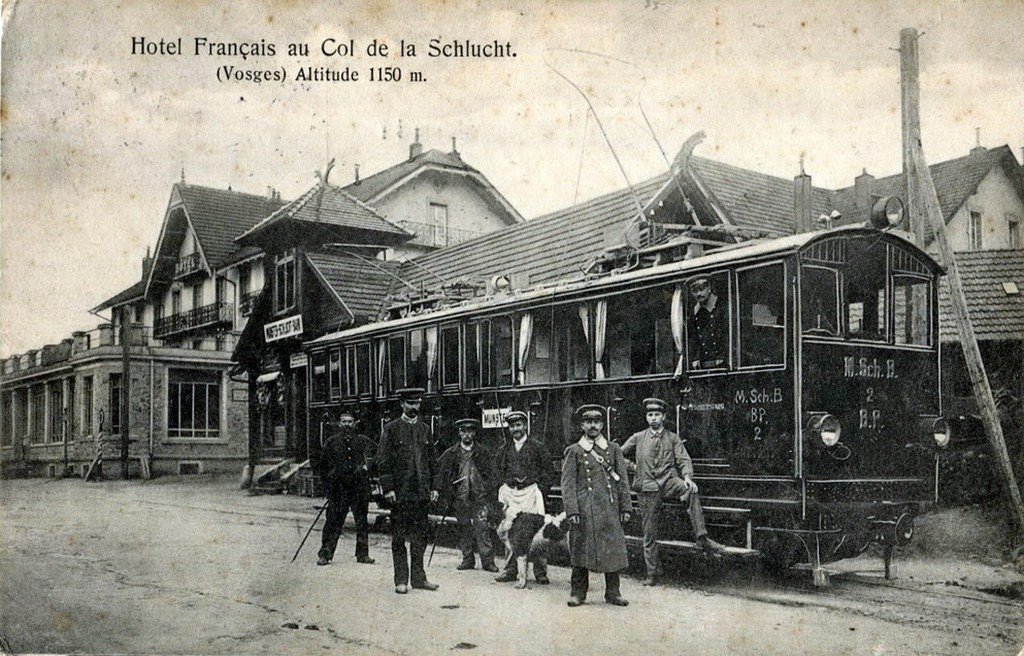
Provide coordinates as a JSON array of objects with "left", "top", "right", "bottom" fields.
[
  {"left": 900, "top": 28, "right": 925, "bottom": 245},
  {"left": 911, "top": 141, "right": 1024, "bottom": 535}
]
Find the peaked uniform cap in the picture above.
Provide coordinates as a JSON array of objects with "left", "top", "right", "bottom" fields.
[{"left": 575, "top": 404, "right": 606, "bottom": 419}]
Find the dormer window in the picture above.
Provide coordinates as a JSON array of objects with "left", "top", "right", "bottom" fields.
[{"left": 275, "top": 251, "right": 296, "bottom": 314}]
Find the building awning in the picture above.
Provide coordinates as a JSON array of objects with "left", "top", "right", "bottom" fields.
[{"left": 256, "top": 371, "right": 280, "bottom": 384}]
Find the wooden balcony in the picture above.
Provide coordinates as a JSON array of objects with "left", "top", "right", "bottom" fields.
[
  {"left": 173, "top": 252, "right": 205, "bottom": 279},
  {"left": 154, "top": 301, "right": 233, "bottom": 338}
]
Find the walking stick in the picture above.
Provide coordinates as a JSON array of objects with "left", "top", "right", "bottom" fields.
[
  {"left": 292, "top": 499, "right": 329, "bottom": 563},
  {"left": 428, "top": 476, "right": 467, "bottom": 566}
]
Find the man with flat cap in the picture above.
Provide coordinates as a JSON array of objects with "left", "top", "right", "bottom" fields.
[
  {"left": 435, "top": 417, "right": 498, "bottom": 572},
  {"left": 317, "top": 410, "right": 376, "bottom": 567},
  {"left": 376, "top": 388, "right": 440, "bottom": 594},
  {"left": 562, "top": 404, "right": 631, "bottom": 607},
  {"left": 621, "top": 397, "right": 727, "bottom": 586},
  {"left": 494, "top": 410, "right": 553, "bottom": 585}
]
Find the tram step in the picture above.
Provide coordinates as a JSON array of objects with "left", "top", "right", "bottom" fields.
[
  {"left": 625, "top": 535, "right": 759, "bottom": 558},
  {"left": 367, "top": 508, "right": 460, "bottom": 526},
  {"left": 702, "top": 506, "right": 752, "bottom": 515}
]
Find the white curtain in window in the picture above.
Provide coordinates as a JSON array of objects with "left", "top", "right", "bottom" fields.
[
  {"left": 425, "top": 326, "right": 439, "bottom": 390},
  {"left": 578, "top": 304, "right": 590, "bottom": 340},
  {"left": 517, "top": 313, "right": 533, "bottom": 385},
  {"left": 594, "top": 300, "right": 608, "bottom": 379},
  {"left": 671, "top": 287, "right": 685, "bottom": 377},
  {"left": 376, "top": 341, "right": 387, "bottom": 396}
]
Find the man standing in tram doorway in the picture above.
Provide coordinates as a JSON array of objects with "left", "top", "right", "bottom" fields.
[
  {"left": 376, "top": 388, "right": 440, "bottom": 594},
  {"left": 494, "top": 410, "right": 552, "bottom": 585},
  {"left": 621, "top": 398, "right": 728, "bottom": 586},
  {"left": 689, "top": 276, "right": 727, "bottom": 368},
  {"left": 435, "top": 417, "right": 498, "bottom": 572},
  {"left": 317, "top": 410, "right": 376, "bottom": 567},
  {"left": 562, "top": 404, "right": 631, "bottom": 607}
]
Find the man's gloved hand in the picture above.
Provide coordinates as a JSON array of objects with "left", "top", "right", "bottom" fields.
[
  {"left": 620, "top": 512, "right": 631, "bottom": 524},
  {"left": 430, "top": 490, "right": 439, "bottom": 504},
  {"left": 384, "top": 491, "right": 396, "bottom": 503},
  {"left": 568, "top": 513, "right": 581, "bottom": 526}
]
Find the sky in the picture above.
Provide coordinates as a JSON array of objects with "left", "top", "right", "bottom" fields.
[{"left": 1, "top": 0, "right": 1022, "bottom": 357}]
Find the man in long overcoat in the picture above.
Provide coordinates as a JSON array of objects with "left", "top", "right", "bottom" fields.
[
  {"left": 317, "top": 410, "right": 376, "bottom": 566},
  {"left": 376, "top": 388, "right": 439, "bottom": 594},
  {"left": 434, "top": 417, "right": 498, "bottom": 572},
  {"left": 561, "top": 404, "right": 631, "bottom": 607}
]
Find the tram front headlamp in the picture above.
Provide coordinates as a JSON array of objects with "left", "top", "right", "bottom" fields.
[
  {"left": 806, "top": 412, "right": 842, "bottom": 447},
  {"left": 870, "top": 196, "right": 905, "bottom": 230},
  {"left": 920, "top": 416, "right": 951, "bottom": 449}
]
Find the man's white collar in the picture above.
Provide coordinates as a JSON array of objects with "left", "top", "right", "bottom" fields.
[{"left": 578, "top": 435, "right": 609, "bottom": 451}]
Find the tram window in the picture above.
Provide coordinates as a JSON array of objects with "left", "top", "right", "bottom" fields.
[
  {"left": 604, "top": 286, "right": 675, "bottom": 377},
  {"left": 553, "top": 306, "right": 589, "bottom": 382},
  {"left": 441, "top": 324, "right": 460, "bottom": 388},
  {"left": 844, "top": 240, "right": 887, "bottom": 341},
  {"left": 468, "top": 316, "right": 514, "bottom": 388},
  {"left": 893, "top": 276, "right": 931, "bottom": 346},
  {"left": 465, "top": 324, "right": 481, "bottom": 389},
  {"left": 685, "top": 272, "right": 730, "bottom": 370},
  {"left": 311, "top": 351, "right": 329, "bottom": 404},
  {"left": 387, "top": 335, "right": 406, "bottom": 393},
  {"left": 524, "top": 312, "right": 554, "bottom": 384},
  {"left": 407, "top": 329, "right": 428, "bottom": 389},
  {"left": 328, "top": 350, "right": 342, "bottom": 400},
  {"left": 738, "top": 264, "right": 785, "bottom": 366},
  {"left": 801, "top": 265, "right": 840, "bottom": 336},
  {"left": 344, "top": 346, "right": 356, "bottom": 397},
  {"left": 355, "top": 343, "right": 370, "bottom": 397}
]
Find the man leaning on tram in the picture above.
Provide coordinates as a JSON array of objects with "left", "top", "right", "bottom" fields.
[{"left": 621, "top": 397, "right": 728, "bottom": 586}]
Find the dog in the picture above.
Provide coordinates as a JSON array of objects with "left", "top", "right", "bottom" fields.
[{"left": 502, "top": 511, "right": 567, "bottom": 589}]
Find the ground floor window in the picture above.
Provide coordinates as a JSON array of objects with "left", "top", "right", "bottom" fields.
[
  {"left": 1, "top": 392, "right": 13, "bottom": 447},
  {"left": 167, "top": 369, "right": 221, "bottom": 439},
  {"left": 109, "top": 373, "right": 122, "bottom": 434}
]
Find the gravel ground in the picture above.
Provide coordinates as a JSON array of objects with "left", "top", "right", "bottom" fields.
[{"left": 1, "top": 476, "right": 1021, "bottom": 655}]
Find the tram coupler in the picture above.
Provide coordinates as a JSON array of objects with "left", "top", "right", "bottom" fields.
[{"left": 869, "top": 506, "right": 917, "bottom": 582}]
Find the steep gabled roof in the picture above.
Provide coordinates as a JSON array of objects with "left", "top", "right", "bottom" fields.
[
  {"left": 176, "top": 183, "right": 285, "bottom": 268},
  {"left": 691, "top": 157, "right": 834, "bottom": 235},
  {"left": 939, "top": 249, "right": 1024, "bottom": 342},
  {"left": 236, "top": 182, "right": 411, "bottom": 247},
  {"left": 305, "top": 252, "right": 402, "bottom": 321},
  {"left": 342, "top": 148, "right": 524, "bottom": 225},
  {"left": 833, "top": 146, "right": 1023, "bottom": 230}
]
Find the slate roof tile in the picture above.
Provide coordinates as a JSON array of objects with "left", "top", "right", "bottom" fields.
[
  {"left": 176, "top": 183, "right": 285, "bottom": 269},
  {"left": 939, "top": 249, "right": 1024, "bottom": 341}
]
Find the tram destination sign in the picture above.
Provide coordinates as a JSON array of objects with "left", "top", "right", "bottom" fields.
[
  {"left": 264, "top": 315, "right": 303, "bottom": 343},
  {"left": 481, "top": 407, "right": 513, "bottom": 429}
]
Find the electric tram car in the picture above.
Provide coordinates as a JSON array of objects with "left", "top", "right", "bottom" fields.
[{"left": 305, "top": 201, "right": 950, "bottom": 584}]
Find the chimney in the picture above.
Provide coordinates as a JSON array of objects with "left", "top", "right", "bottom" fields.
[
  {"left": 354, "top": 164, "right": 360, "bottom": 184},
  {"left": 451, "top": 136, "right": 458, "bottom": 154},
  {"left": 970, "top": 127, "right": 986, "bottom": 156},
  {"left": 409, "top": 128, "right": 423, "bottom": 160},
  {"left": 793, "top": 158, "right": 813, "bottom": 233},
  {"left": 142, "top": 246, "right": 153, "bottom": 277},
  {"left": 854, "top": 169, "right": 875, "bottom": 211},
  {"left": 900, "top": 27, "right": 925, "bottom": 245}
]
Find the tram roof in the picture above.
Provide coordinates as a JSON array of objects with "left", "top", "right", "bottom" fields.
[{"left": 309, "top": 226, "right": 934, "bottom": 346}]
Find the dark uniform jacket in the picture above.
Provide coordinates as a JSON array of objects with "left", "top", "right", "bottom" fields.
[
  {"left": 690, "top": 294, "right": 727, "bottom": 367},
  {"left": 319, "top": 429, "right": 376, "bottom": 495},
  {"left": 376, "top": 416, "right": 436, "bottom": 505},
  {"left": 494, "top": 437, "right": 553, "bottom": 498},
  {"left": 434, "top": 443, "right": 496, "bottom": 511}
]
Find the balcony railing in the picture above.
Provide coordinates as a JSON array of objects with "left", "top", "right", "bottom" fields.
[
  {"left": 154, "top": 301, "right": 234, "bottom": 338},
  {"left": 239, "top": 290, "right": 262, "bottom": 317},
  {"left": 173, "top": 252, "right": 205, "bottom": 279},
  {"left": 396, "top": 221, "right": 484, "bottom": 248}
]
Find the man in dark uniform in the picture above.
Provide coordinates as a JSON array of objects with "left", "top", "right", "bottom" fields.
[
  {"left": 621, "top": 398, "right": 727, "bottom": 586},
  {"left": 317, "top": 410, "right": 376, "bottom": 566},
  {"left": 689, "top": 276, "right": 727, "bottom": 368},
  {"left": 493, "top": 410, "right": 552, "bottom": 585},
  {"left": 562, "top": 404, "right": 631, "bottom": 607},
  {"left": 435, "top": 417, "right": 498, "bottom": 572},
  {"left": 375, "top": 388, "right": 439, "bottom": 594}
]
